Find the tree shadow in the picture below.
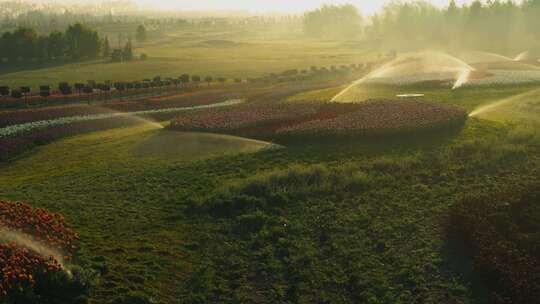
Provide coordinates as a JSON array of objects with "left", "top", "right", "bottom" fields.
[{"left": 439, "top": 235, "right": 492, "bottom": 304}]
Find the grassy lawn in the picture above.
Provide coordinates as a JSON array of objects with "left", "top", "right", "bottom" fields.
[
  {"left": 471, "top": 88, "right": 540, "bottom": 123},
  {"left": 0, "top": 123, "right": 273, "bottom": 303}
]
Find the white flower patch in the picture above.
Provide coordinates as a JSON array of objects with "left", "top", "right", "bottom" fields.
[
  {"left": 466, "top": 70, "right": 540, "bottom": 86},
  {"left": 363, "top": 72, "right": 456, "bottom": 86}
]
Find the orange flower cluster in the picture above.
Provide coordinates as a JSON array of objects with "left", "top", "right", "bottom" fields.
[
  {"left": 0, "top": 201, "right": 78, "bottom": 298},
  {"left": 0, "top": 243, "right": 62, "bottom": 296},
  {"left": 0, "top": 201, "right": 78, "bottom": 252}
]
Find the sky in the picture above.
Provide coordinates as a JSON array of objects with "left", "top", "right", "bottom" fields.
[{"left": 134, "top": 0, "right": 471, "bottom": 15}]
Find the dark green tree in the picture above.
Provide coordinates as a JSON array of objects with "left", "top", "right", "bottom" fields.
[
  {"left": 204, "top": 76, "right": 213, "bottom": 87},
  {"left": 65, "top": 23, "right": 100, "bottom": 60},
  {"left": 102, "top": 36, "right": 111, "bottom": 58},
  {"left": 136, "top": 25, "right": 147, "bottom": 43}
]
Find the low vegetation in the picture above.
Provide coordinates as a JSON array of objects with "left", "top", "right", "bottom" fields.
[{"left": 449, "top": 185, "right": 540, "bottom": 304}]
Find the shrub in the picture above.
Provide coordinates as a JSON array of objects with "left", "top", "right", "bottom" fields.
[
  {"left": 233, "top": 211, "right": 269, "bottom": 236},
  {"left": 448, "top": 185, "right": 540, "bottom": 304},
  {"left": 195, "top": 165, "right": 372, "bottom": 217}
]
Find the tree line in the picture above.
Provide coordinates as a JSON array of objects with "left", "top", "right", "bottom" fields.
[
  {"left": 305, "top": 0, "right": 540, "bottom": 55},
  {"left": 304, "top": 4, "right": 363, "bottom": 39},
  {"left": 0, "top": 23, "right": 103, "bottom": 62},
  {"left": 369, "top": 0, "right": 540, "bottom": 54}
]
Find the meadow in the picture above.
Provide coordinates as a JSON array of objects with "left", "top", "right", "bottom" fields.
[
  {"left": 0, "top": 25, "right": 375, "bottom": 89},
  {"left": 1, "top": 24, "right": 540, "bottom": 304}
]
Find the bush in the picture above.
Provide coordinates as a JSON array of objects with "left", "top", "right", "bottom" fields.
[
  {"left": 195, "top": 164, "right": 372, "bottom": 217},
  {"left": 233, "top": 211, "right": 269, "bottom": 236},
  {"left": 448, "top": 185, "right": 540, "bottom": 304}
]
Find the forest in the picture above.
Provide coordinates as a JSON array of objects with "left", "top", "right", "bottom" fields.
[
  {"left": 0, "top": 23, "right": 102, "bottom": 62},
  {"left": 305, "top": 0, "right": 540, "bottom": 54}
]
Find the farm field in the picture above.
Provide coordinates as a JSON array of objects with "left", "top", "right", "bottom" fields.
[
  {"left": 0, "top": 26, "right": 376, "bottom": 88},
  {"left": 2, "top": 3, "right": 540, "bottom": 304},
  {"left": 1, "top": 76, "right": 540, "bottom": 303}
]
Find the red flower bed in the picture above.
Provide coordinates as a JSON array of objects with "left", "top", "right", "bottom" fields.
[
  {"left": 0, "top": 243, "right": 62, "bottom": 297},
  {"left": 0, "top": 201, "right": 78, "bottom": 251},
  {"left": 276, "top": 100, "right": 467, "bottom": 137},
  {"left": 170, "top": 103, "right": 320, "bottom": 133},
  {"left": 169, "top": 100, "right": 467, "bottom": 141},
  {"left": 0, "top": 201, "right": 78, "bottom": 299}
]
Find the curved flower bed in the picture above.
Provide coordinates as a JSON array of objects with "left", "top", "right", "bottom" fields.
[
  {"left": 0, "top": 100, "right": 245, "bottom": 161},
  {"left": 169, "top": 100, "right": 467, "bottom": 142},
  {"left": 276, "top": 100, "right": 467, "bottom": 138},
  {"left": 0, "top": 90, "right": 242, "bottom": 129},
  {"left": 170, "top": 103, "right": 320, "bottom": 133}
]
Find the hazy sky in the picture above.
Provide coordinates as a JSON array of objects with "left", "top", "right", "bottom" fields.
[{"left": 135, "top": 0, "right": 471, "bottom": 14}]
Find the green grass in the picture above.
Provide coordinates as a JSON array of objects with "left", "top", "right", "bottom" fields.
[
  {"left": 0, "top": 123, "right": 273, "bottom": 303},
  {"left": 0, "top": 114, "right": 538, "bottom": 303},
  {"left": 471, "top": 88, "right": 540, "bottom": 123}
]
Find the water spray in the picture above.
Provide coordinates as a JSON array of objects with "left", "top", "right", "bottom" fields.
[
  {"left": 452, "top": 69, "right": 472, "bottom": 90},
  {"left": 0, "top": 227, "right": 68, "bottom": 269},
  {"left": 331, "top": 51, "right": 475, "bottom": 101},
  {"left": 514, "top": 51, "right": 529, "bottom": 62}
]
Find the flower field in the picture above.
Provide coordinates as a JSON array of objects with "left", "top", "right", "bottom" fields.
[
  {"left": 276, "top": 100, "right": 467, "bottom": 137},
  {"left": 0, "top": 201, "right": 78, "bottom": 300},
  {"left": 169, "top": 100, "right": 467, "bottom": 141},
  {"left": 169, "top": 103, "right": 320, "bottom": 135},
  {"left": 0, "top": 115, "right": 155, "bottom": 161},
  {"left": 360, "top": 69, "right": 540, "bottom": 88},
  {"left": 363, "top": 72, "right": 456, "bottom": 86},
  {"left": 465, "top": 69, "right": 540, "bottom": 87},
  {"left": 0, "top": 89, "right": 240, "bottom": 129}
]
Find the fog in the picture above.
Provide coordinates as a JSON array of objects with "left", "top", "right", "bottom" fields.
[{"left": 15, "top": 0, "right": 474, "bottom": 14}]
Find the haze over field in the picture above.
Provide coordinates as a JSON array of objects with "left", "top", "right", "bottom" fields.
[{"left": 14, "top": 0, "right": 473, "bottom": 14}]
